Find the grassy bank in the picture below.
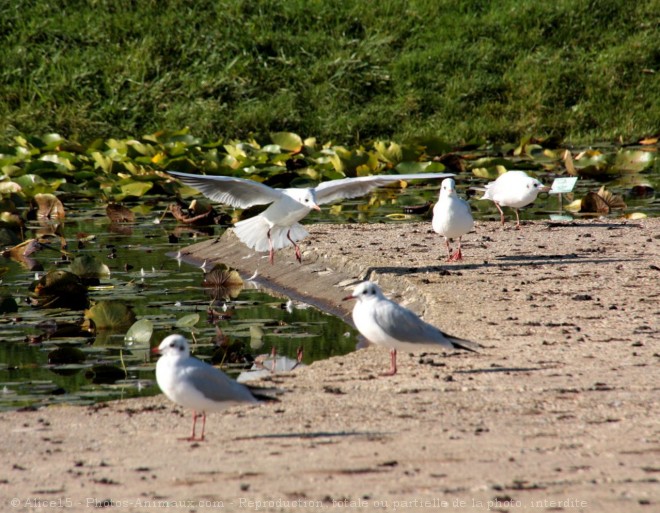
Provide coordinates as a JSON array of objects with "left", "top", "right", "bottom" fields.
[{"left": 1, "top": 0, "right": 658, "bottom": 145}]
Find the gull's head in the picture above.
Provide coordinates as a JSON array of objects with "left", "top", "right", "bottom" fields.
[
  {"left": 289, "top": 188, "right": 321, "bottom": 211},
  {"left": 156, "top": 334, "right": 190, "bottom": 358},
  {"left": 439, "top": 178, "right": 457, "bottom": 198},
  {"left": 527, "top": 178, "right": 551, "bottom": 197},
  {"left": 343, "top": 281, "right": 383, "bottom": 303}
]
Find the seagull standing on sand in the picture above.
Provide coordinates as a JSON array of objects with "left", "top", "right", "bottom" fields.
[
  {"left": 155, "top": 334, "right": 262, "bottom": 441},
  {"left": 432, "top": 178, "right": 474, "bottom": 261},
  {"left": 344, "top": 281, "right": 478, "bottom": 376},
  {"left": 168, "top": 170, "right": 454, "bottom": 264},
  {"left": 479, "top": 171, "right": 549, "bottom": 229}
]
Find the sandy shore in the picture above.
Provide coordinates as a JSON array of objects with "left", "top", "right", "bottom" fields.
[{"left": 1, "top": 218, "right": 658, "bottom": 512}]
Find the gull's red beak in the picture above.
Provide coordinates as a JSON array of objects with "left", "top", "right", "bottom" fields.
[
  {"left": 342, "top": 294, "right": 356, "bottom": 301},
  {"left": 151, "top": 346, "right": 161, "bottom": 355},
  {"left": 312, "top": 204, "right": 321, "bottom": 212}
]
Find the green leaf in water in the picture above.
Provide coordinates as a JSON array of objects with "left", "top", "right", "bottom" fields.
[
  {"left": 84, "top": 301, "right": 137, "bottom": 330},
  {"left": 124, "top": 319, "right": 154, "bottom": 345},
  {"left": 176, "top": 313, "right": 201, "bottom": 329},
  {"left": 270, "top": 132, "right": 303, "bottom": 153}
]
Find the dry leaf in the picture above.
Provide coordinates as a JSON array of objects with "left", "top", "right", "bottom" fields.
[
  {"left": 31, "top": 193, "right": 66, "bottom": 220},
  {"left": 580, "top": 186, "right": 626, "bottom": 213},
  {"left": 106, "top": 203, "right": 135, "bottom": 223},
  {"left": 563, "top": 150, "right": 577, "bottom": 176}
]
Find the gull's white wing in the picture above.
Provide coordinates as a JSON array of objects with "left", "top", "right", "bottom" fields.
[
  {"left": 168, "top": 171, "right": 283, "bottom": 208},
  {"left": 183, "top": 360, "right": 258, "bottom": 404},
  {"left": 313, "top": 173, "right": 454, "bottom": 205},
  {"left": 373, "top": 299, "right": 478, "bottom": 351}
]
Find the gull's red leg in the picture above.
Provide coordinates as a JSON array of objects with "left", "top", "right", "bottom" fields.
[
  {"left": 381, "top": 349, "right": 398, "bottom": 376},
  {"left": 495, "top": 202, "right": 506, "bottom": 226},
  {"left": 267, "top": 229, "right": 275, "bottom": 264},
  {"left": 287, "top": 230, "right": 302, "bottom": 263}
]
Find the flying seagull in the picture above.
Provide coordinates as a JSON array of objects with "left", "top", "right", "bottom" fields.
[
  {"left": 168, "top": 170, "right": 454, "bottom": 264},
  {"left": 432, "top": 178, "right": 474, "bottom": 261},
  {"left": 344, "top": 281, "right": 478, "bottom": 376}
]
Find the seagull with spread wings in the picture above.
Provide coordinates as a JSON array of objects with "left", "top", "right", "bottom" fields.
[{"left": 168, "top": 170, "right": 454, "bottom": 264}]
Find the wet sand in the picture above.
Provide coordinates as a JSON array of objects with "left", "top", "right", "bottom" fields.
[{"left": 1, "top": 218, "right": 658, "bottom": 512}]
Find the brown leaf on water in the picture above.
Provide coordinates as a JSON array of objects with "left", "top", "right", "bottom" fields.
[
  {"left": 106, "top": 203, "right": 135, "bottom": 223},
  {"left": 638, "top": 136, "right": 658, "bottom": 145},
  {"left": 597, "top": 186, "right": 627, "bottom": 210},
  {"left": 580, "top": 186, "right": 627, "bottom": 213},
  {"left": 562, "top": 150, "right": 577, "bottom": 176},
  {"left": 434, "top": 153, "right": 467, "bottom": 173},
  {"left": 30, "top": 270, "right": 89, "bottom": 309},
  {"left": 2, "top": 239, "right": 44, "bottom": 270},
  {"left": 202, "top": 264, "right": 244, "bottom": 300},
  {"left": 30, "top": 194, "right": 66, "bottom": 221}
]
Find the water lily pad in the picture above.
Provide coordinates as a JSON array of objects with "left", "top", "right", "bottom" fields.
[
  {"left": 611, "top": 150, "right": 655, "bottom": 174},
  {"left": 395, "top": 161, "right": 431, "bottom": 174},
  {"left": 30, "top": 270, "right": 89, "bottom": 309},
  {"left": 270, "top": 132, "right": 303, "bottom": 153},
  {"left": 69, "top": 255, "right": 111, "bottom": 282},
  {"left": 125, "top": 319, "right": 154, "bottom": 345},
  {"left": 84, "top": 301, "right": 136, "bottom": 330},
  {"left": 175, "top": 313, "right": 200, "bottom": 329},
  {"left": 118, "top": 180, "right": 153, "bottom": 199}
]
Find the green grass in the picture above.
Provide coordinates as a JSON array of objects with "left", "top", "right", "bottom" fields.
[{"left": 1, "top": 0, "right": 658, "bottom": 145}]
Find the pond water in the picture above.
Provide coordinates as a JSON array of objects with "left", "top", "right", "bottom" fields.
[{"left": 0, "top": 170, "right": 657, "bottom": 410}]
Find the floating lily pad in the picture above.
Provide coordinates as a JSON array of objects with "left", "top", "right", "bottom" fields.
[
  {"left": 611, "top": 149, "right": 655, "bottom": 174},
  {"left": 175, "top": 313, "right": 201, "bottom": 329},
  {"left": 69, "top": 255, "right": 111, "bottom": 283},
  {"left": 125, "top": 319, "right": 154, "bottom": 345},
  {"left": 270, "top": 132, "right": 303, "bottom": 153},
  {"left": 84, "top": 301, "right": 136, "bottom": 331},
  {"left": 30, "top": 270, "right": 89, "bottom": 309}
]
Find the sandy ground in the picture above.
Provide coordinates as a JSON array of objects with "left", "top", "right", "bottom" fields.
[{"left": 1, "top": 218, "right": 658, "bottom": 512}]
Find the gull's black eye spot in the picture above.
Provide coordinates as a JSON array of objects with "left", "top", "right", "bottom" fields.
[
  {"left": 178, "top": 345, "right": 184, "bottom": 352},
  {"left": 169, "top": 342, "right": 175, "bottom": 347}
]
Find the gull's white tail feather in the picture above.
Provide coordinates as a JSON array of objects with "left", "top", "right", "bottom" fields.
[
  {"left": 233, "top": 215, "right": 271, "bottom": 252},
  {"left": 233, "top": 216, "right": 308, "bottom": 252}
]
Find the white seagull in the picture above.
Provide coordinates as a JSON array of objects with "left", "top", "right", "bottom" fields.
[
  {"left": 344, "top": 281, "right": 478, "bottom": 376},
  {"left": 154, "top": 334, "right": 264, "bottom": 441},
  {"left": 168, "top": 170, "right": 454, "bottom": 264},
  {"left": 479, "top": 171, "right": 549, "bottom": 229},
  {"left": 432, "top": 178, "right": 474, "bottom": 261}
]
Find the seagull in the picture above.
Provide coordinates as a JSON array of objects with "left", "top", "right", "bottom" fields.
[
  {"left": 432, "top": 178, "right": 474, "bottom": 261},
  {"left": 479, "top": 171, "right": 550, "bottom": 229},
  {"left": 168, "top": 170, "right": 454, "bottom": 264},
  {"left": 154, "top": 334, "right": 265, "bottom": 441},
  {"left": 343, "top": 281, "right": 478, "bottom": 376}
]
